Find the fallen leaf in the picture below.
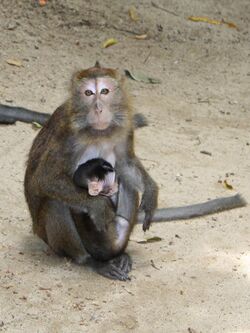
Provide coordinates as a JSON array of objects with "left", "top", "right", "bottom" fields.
[
  {"left": 200, "top": 150, "right": 212, "bottom": 156},
  {"left": 188, "top": 16, "right": 222, "bottom": 25},
  {"left": 188, "top": 16, "right": 238, "bottom": 29},
  {"left": 125, "top": 69, "right": 161, "bottom": 84},
  {"left": 150, "top": 259, "right": 160, "bottom": 270},
  {"left": 39, "top": 287, "right": 52, "bottom": 291},
  {"left": 39, "top": 0, "right": 47, "bottom": 6},
  {"left": 224, "top": 179, "right": 234, "bottom": 190},
  {"left": 134, "top": 34, "right": 148, "bottom": 40},
  {"left": 137, "top": 236, "right": 162, "bottom": 244},
  {"left": 32, "top": 121, "right": 42, "bottom": 129},
  {"left": 6, "top": 59, "right": 23, "bottom": 67},
  {"left": 102, "top": 38, "right": 118, "bottom": 48},
  {"left": 222, "top": 19, "right": 238, "bottom": 29},
  {"left": 128, "top": 6, "right": 140, "bottom": 21}
]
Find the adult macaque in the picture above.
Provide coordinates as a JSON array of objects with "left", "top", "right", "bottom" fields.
[
  {"left": 24, "top": 62, "right": 246, "bottom": 281},
  {"left": 24, "top": 62, "right": 157, "bottom": 281}
]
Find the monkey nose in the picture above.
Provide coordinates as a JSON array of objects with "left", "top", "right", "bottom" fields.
[
  {"left": 95, "top": 101, "right": 103, "bottom": 114},
  {"left": 95, "top": 107, "right": 102, "bottom": 114}
]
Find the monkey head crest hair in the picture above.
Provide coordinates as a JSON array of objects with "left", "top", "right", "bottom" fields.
[{"left": 71, "top": 62, "right": 125, "bottom": 91}]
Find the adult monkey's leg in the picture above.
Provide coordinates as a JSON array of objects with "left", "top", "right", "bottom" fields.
[{"left": 73, "top": 182, "right": 139, "bottom": 280}]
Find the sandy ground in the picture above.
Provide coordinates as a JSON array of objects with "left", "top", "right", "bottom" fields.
[{"left": 0, "top": 1, "right": 250, "bottom": 332}]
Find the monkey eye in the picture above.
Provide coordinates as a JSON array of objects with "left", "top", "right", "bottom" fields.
[
  {"left": 85, "top": 90, "right": 94, "bottom": 96},
  {"left": 100, "top": 88, "right": 109, "bottom": 95}
]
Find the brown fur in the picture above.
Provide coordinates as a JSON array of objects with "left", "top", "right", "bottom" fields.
[
  {"left": 24, "top": 63, "right": 243, "bottom": 280},
  {"left": 24, "top": 64, "right": 158, "bottom": 280}
]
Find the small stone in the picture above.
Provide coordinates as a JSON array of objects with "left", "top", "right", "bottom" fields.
[{"left": 6, "top": 21, "right": 18, "bottom": 30}]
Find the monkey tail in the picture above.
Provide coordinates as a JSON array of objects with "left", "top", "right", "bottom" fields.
[
  {"left": 0, "top": 104, "right": 50, "bottom": 125},
  {"left": 137, "top": 194, "right": 247, "bottom": 223}
]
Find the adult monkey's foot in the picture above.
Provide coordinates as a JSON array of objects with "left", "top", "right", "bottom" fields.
[{"left": 87, "top": 253, "right": 132, "bottom": 281}]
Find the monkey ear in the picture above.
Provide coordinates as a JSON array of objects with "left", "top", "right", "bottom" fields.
[
  {"left": 94, "top": 61, "right": 101, "bottom": 68},
  {"left": 114, "top": 69, "right": 126, "bottom": 84}
]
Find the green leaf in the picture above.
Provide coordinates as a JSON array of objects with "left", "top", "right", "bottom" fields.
[
  {"left": 32, "top": 122, "right": 42, "bottom": 129},
  {"left": 125, "top": 69, "right": 161, "bottom": 84}
]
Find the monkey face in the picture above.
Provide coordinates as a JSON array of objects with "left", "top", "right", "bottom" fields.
[
  {"left": 79, "top": 77, "right": 119, "bottom": 130},
  {"left": 72, "top": 66, "right": 129, "bottom": 134}
]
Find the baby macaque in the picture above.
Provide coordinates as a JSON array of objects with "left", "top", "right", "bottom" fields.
[{"left": 73, "top": 158, "right": 118, "bottom": 197}]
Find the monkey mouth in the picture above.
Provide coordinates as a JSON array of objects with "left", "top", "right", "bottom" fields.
[
  {"left": 86, "top": 123, "right": 118, "bottom": 137},
  {"left": 91, "top": 122, "right": 110, "bottom": 130}
]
